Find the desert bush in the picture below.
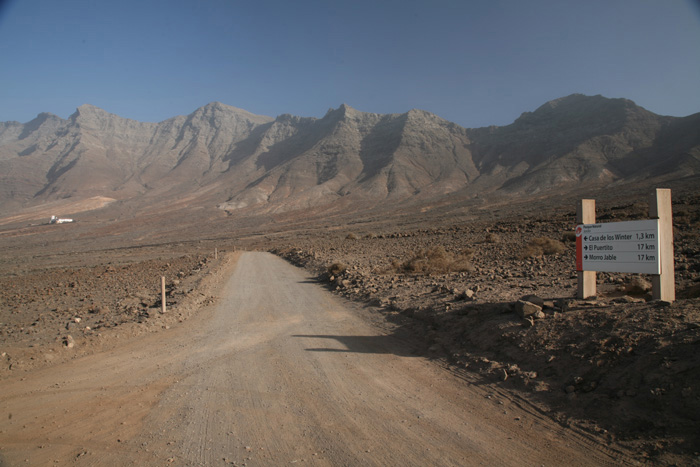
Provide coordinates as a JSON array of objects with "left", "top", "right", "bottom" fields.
[
  {"left": 399, "top": 246, "right": 473, "bottom": 274},
  {"left": 345, "top": 233, "right": 358, "bottom": 240},
  {"left": 520, "top": 237, "right": 567, "bottom": 258},
  {"left": 328, "top": 262, "right": 347, "bottom": 276},
  {"left": 484, "top": 232, "right": 501, "bottom": 243}
]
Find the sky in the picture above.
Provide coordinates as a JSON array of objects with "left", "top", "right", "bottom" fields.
[{"left": 0, "top": 0, "right": 699, "bottom": 128}]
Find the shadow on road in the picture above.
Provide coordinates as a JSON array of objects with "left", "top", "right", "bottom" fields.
[{"left": 293, "top": 334, "right": 418, "bottom": 357}]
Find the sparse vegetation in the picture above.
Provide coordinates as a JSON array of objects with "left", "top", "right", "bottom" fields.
[
  {"left": 328, "top": 262, "right": 347, "bottom": 276},
  {"left": 396, "top": 246, "right": 474, "bottom": 274},
  {"left": 520, "top": 237, "right": 567, "bottom": 258},
  {"left": 345, "top": 233, "right": 358, "bottom": 240},
  {"left": 485, "top": 232, "right": 501, "bottom": 243}
]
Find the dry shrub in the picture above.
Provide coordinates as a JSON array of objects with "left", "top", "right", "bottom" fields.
[
  {"left": 399, "top": 246, "right": 473, "bottom": 274},
  {"left": 485, "top": 232, "right": 501, "bottom": 243},
  {"left": 328, "top": 262, "right": 347, "bottom": 276},
  {"left": 521, "top": 237, "right": 566, "bottom": 258},
  {"left": 345, "top": 233, "right": 358, "bottom": 240}
]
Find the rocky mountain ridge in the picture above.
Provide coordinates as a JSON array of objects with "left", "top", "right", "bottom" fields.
[{"left": 0, "top": 95, "right": 698, "bottom": 220}]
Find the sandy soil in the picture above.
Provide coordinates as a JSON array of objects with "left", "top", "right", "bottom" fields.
[{"left": 0, "top": 252, "right": 639, "bottom": 466}]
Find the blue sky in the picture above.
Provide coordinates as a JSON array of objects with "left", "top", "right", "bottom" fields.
[{"left": 1, "top": 0, "right": 699, "bottom": 128}]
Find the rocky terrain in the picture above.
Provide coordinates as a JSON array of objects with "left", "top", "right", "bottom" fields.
[
  {"left": 1, "top": 184, "right": 698, "bottom": 463},
  {"left": 0, "top": 94, "right": 699, "bottom": 464},
  {"left": 0, "top": 247, "right": 227, "bottom": 376},
  {"left": 271, "top": 189, "right": 700, "bottom": 464}
]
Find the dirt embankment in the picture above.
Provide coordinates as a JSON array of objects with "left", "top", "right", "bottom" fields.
[
  {"left": 0, "top": 250, "right": 234, "bottom": 376},
  {"left": 272, "top": 199, "right": 700, "bottom": 464}
]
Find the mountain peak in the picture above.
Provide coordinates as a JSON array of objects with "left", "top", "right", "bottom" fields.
[
  {"left": 70, "top": 104, "right": 120, "bottom": 122},
  {"left": 75, "top": 103, "right": 110, "bottom": 115},
  {"left": 193, "top": 102, "right": 273, "bottom": 125},
  {"left": 512, "top": 93, "right": 646, "bottom": 128},
  {"left": 201, "top": 101, "right": 235, "bottom": 112},
  {"left": 325, "top": 103, "right": 357, "bottom": 116}
]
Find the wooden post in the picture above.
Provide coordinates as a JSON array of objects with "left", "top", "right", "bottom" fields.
[
  {"left": 161, "top": 276, "right": 167, "bottom": 313},
  {"left": 577, "top": 199, "right": 596, "bottom": 299},
  {"left": 650, "top": 189, "right": 675, "bottom": 302},
  {"left": 215, "top": 248, "right": 218, "bottom": 260}
]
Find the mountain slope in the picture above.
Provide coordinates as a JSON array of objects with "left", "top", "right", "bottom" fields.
[
  {"left": 465, "top": 94, "right": 695, "bottom": 194},
  {"left": 0, "top": 95, "right": 697, "bottom": 220}
]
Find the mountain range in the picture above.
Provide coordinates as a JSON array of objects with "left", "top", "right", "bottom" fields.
[{"left": 1, "top": 94, "right": 698, "bottom": 222}]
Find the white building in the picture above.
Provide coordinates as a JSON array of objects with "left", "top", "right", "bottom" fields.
[{"left": 49, "top": 215, "right": 74, "bottom": 224}]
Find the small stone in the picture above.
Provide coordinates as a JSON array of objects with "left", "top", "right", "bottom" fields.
[
  {"left": 521, "top": 294, "right": 545, "bottom": 307},
  {"left": 514, "top": 300, "right": 542, "bottom": 318},
  {"left": 63, "top": 335, "right": 75, "bottom": 349},
  {"left": 459, "top": 289, "right": 475, "bottom": 300}
]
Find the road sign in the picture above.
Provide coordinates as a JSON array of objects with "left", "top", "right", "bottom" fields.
[{"left": 576, "top": 219, "right": 660, "bottom": 274}]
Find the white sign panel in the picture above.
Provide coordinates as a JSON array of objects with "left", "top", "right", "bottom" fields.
[{"left": 576, "top": 219, "right": 660, "bottom": 274}]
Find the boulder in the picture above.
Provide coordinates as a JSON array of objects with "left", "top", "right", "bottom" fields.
[{"left": 521, "top": 294, "right": 545, "bottom": 307}]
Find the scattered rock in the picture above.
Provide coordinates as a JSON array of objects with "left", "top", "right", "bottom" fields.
[
  {"left": 624, "top": 276, "right": 651, "bottom": 295},
  {"left": 514, "top": 300, "right": 542, "bottom": 319},
  {"left": 63, "top": 335, "right": 75, "bottom": 349},
  {"left": 555, "top": 298, "right": 569, "bottom": 312},
  {"left": 457, "top": 289, "right": 475, "bottom": 301},
  {"left": 521, "top": 294, "right": 545, "bottom": 307}
]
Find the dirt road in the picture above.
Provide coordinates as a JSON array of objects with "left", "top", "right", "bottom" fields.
[{"left": 0, "top": 252, "right": 633, "bottom": 466}]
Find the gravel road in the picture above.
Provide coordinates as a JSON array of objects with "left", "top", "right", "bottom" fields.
[{"left": 0, "top": 252, "right": 632, "bottom": 466}]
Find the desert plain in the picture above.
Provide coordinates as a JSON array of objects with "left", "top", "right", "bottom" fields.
[
  {"left": 0, "top": 95, "right": 699, "bottom": 465},
  {"left": 0, "top": 179, "right": 697, "bottom": 466}
]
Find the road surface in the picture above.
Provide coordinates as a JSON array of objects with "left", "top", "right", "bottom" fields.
[{"left": 0, "top": 252, "right": 632, "bottom": 465}]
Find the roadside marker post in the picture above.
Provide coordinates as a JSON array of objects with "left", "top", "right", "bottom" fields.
[
  {"left": 650, "top": 189, "right": 675, "bottom": 302},
  {"left": 577, "top": 199, "right": 596, "bottom": 299},
  {"left": 161, "top": 276, "right": 167, "bottom": 313},
  {"left": 576, "top": 189, "right": 675, "bottom": 302}
]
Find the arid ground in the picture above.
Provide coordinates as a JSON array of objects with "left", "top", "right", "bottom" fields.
[{"left": 0, "top": 185, "right": 699, "bottom": 465}]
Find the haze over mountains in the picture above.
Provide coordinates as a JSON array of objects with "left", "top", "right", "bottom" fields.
[{"left": 1, "top": 94, "right": 698, "bottom": 222}]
